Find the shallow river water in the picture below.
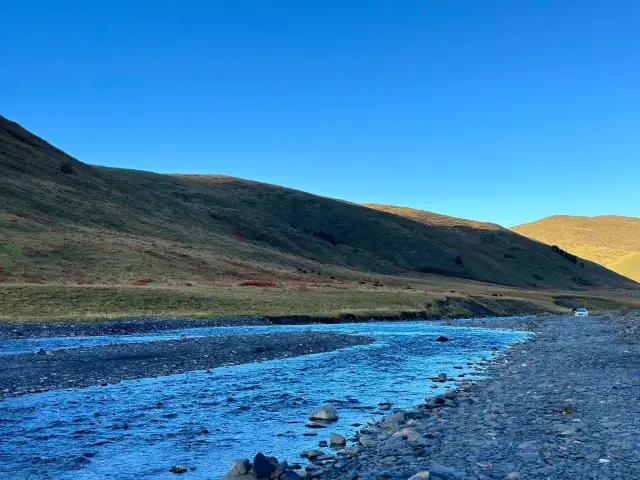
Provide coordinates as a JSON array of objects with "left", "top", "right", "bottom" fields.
[{"left": 0, "top": 320, "right": 529, "bottom": 480}]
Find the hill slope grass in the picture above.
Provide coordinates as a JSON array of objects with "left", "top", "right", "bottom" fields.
[
  {"left": 513, "top": 215, "right": 640, "bottom": 282},
  {"left": 0, "top": 115, "right": 638, "bottom": 322}
]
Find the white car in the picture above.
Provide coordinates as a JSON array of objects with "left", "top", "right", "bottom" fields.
[{"left": 575, "top": 307, "right": 589, "bottom": 317}]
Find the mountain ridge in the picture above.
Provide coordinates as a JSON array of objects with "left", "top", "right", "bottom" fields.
[{"left": 1, "top": 114, "right": 636, "bottom": 290}]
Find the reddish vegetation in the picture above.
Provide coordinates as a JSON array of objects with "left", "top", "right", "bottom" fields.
[
  {"left": 76, "top": 279, "right": 92, "bottom": 285},
  {"left": 238, "top": 281, "right": 278, "bottom": 287},
  {"left": 130, "top": 278, "right": 154, "bottom": 286}
]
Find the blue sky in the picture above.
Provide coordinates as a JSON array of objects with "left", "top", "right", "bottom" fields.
[{"left": 1, "top": 1, "right": 638, "bottom": 227}]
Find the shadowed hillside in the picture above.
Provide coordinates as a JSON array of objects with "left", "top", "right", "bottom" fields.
[
  {"left": 0, "top": 114, "right": 636, "bottom": 290},
  {"left": 513, "top": 215, "right": 640, "bottom": 282}
]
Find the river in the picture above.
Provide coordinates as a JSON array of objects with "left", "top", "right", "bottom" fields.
[{"left": 0, "top": 319, "right": 529, "bottom": 479}]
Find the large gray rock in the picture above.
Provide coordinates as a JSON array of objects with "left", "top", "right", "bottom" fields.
[
  {"left": 251, "top": 453, "right": 274, "bottom": 477},
  {"left": 430, "top": 463, "right": 466, "bottom": 480},
  {"left": 308, "top": 404, "right": 339, "bottom": 421},
  {"left": 230, "top": 458, "right": 251, "bottom": 476},
  {"left": 280, "top": 471, "right": 302, "bottom": 480},
  {"left": 273, "top": 460, "right": 288, "bottom": 477},
  {"left": 223, "top": 474, "right": 257, "bottom": 480},
  {"left": 329, "top": 433, "right": 346, "bottom": 446}
]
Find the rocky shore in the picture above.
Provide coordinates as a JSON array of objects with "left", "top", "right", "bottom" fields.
[
  {"left": 0, "top": 331, "right": 374, "bottom": 397},
  {"left": 229, "top": 313, "right": 640, "bottom": 479},
  {"left": 0, "top": 316, "right": 270, "bottom": 340}
]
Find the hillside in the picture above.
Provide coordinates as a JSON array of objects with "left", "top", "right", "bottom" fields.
[
  {"left": 513, "top": 215, "right": 640, "bottom": 282},
  {"left": 0, "top": 114, "right": 636, "bottom": 290}
]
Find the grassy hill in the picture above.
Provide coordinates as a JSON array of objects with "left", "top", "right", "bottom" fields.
[
  {"left": 513, "top": 215, "right": 640, "bottom": 282},
  {"left": 1, "top": 114, "right": 636, "bottom": 293}
]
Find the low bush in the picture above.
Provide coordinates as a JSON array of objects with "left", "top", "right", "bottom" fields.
[
  {"left": 238, "top": 281, "right": 278, "bottom": 287},
  {"left": 60, "top": 162, "right": 74, "bottom": 174},
  {"left": 302, "top": 227, "right": 337, "bottom": 245},
  {"left": 551, "top": 245, "right": 578, "bottom": 264}
]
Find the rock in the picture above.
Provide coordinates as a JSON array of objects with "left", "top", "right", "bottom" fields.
[
  {"left": 281, "top": 471, "right": 302, "bottom": 480},
  {"left": 430, "top": 384, "right": 439, "bottom": 389},
  {"left": 230, "top": 458, "right": 251, "bottom": 475},
  {"left": 252, "top": 453, "right": 274, "bottom": 477},
  {"left": 436, "top": 336, "right": 450, "bottom": 342},
  {"left": 329, "top": 433, "right": 346, "bottom": 446},
  {"left": 429, "top": 464, "right": 465, "bottom": 480},
  {"left": 223, "top": 474, "right": 257, "bottom": 480},
  {"left": 437, "top": 372, "right": 447, "bottom": 381},
  {"left": 382, "top": 412, "right": 406, "bottom": 424},
  {"left": 305, "top": 422, "right": 327, "bottom": 429},
  {"left": 409, "top": 473, "right": 430, "bottom": 480},
  {"left": 301, "top": 449, "right": 324, "bottom": 460},
  {"left": 309, "top": 404, "right": 339, "bottom": 421},
  {"left": 169, "top": 465, "right": 188, "bottom": 474},
  {"left": 273, "top": 460, "right": 288, "bottom": 477},
  {"left": 358, "top": 434, "right": 376, "bottom": 446}
]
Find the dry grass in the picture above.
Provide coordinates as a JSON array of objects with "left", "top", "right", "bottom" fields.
[
  {"left": 1, "top": 114, "right": 636, "bottom": 292},
  {"left": 513, "top": 215, "right": 640, "bottom": 282},
  {"left": 1, "top": 280, "right": 638, "bottom": 323}
]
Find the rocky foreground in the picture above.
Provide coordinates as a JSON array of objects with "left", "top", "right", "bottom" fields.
[
  {"left": 225, "top": 313, "right": 640, "bottom": 480},
  {"left": 0, "top": 331, "right": 373, "bottom": 397}
]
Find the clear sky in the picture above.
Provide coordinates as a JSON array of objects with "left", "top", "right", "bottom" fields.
[{"left": 1, "top": 1, "right": 638, "bottom": 227}]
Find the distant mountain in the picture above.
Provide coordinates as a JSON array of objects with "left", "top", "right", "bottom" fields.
[
  {"left": 513, "top": 215, "right": 640, "bottom": 282},
  {"left": 0, "top": 114, "right": 635, "bottom": 289}
]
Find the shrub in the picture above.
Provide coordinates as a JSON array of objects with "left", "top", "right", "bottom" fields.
[
  {"left": 60, "top": 162, "right": 74, "bottom": 174},
  {"left": 302, "top": 227, "right": 337, "bottom": 245},
  {"left": 238, "top": 281, "right": 278, "bottom": 287},
  {"left": 532, "top": 273, "right": 544, "bottom": 281},
  {"left": 551, "top": 245, "right": 577, "bottom": 264},
  {"left": 503, "top": 253, "right": 516, "bottom": 259},
  {"left": 454, "top": 255, "right": 464, "bottom": 267}
]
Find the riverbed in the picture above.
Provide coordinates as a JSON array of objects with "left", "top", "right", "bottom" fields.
[{"left": 0, "top": 319, "right": 529, "bottom": 479}]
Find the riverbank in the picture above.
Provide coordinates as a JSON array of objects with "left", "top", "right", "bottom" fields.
[
  {"left": 254, "top": 313, "right": 640, "bottom": 480},
  {"left": 0, "top": 331, "right": 374, "bottom": 397},
  {"left": 4, "top": 283, "right": 637, "bottom": 324}
]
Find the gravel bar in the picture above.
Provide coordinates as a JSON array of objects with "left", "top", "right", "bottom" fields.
[
  {"left": 0, "top": 331, "right": 374, "bottom": 397},
  {"left": 0, "top": 316, "right": 271, "bottom": 340}
]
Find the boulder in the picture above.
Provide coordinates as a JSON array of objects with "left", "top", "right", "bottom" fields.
[
  {"left": 429, "top": 463, "right": 465, "bottom": 480},
  {"left": 329, "top": 433, "right": 346, "bottom": 446},
  {"left": 300, "top": 449, "right": 324, "bottom": 460},
  {"left": 251, "top": 453, "right": 274, "bottom": 477},
  {"left": 308, "top": 404, "right": 339, "bottom": 421},
  {"left": 281, "top": 471, "right": 302, "bottom": 480},
  {"left": 382, "top": 412, "right": 406, "bottom": 424},
  {"left": 223, "top": 474, "right": 257, "bottom": 480},
  {"left": 437, "top": 372, "right": 447, "bottom": 381},
  {"left": 169, "top": 465, "right": 188, "bottom": 474},
  {"left": 409, "top": 473, "right": 430, "bottom": 480},
  {"left": 436, "top": 336, "right": 450, "bottom": 342},
  {"left": 230, "top": 459, "right": 251, "bottom": 476},
  {"left": 273, "top": 460, "right": 288, "bottom": 477}
]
